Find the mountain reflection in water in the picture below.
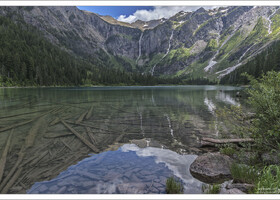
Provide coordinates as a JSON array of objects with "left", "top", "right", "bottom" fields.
[{"left": 28, "top": 144, "right": 201, "bottom": 194}]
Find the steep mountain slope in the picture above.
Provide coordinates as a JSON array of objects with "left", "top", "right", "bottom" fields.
[
  {"left": 0, "top": 6, "right": 279, "bottom": 83},
  {"left": 0, "top": 14, "right": 175, "bottom": 86}
]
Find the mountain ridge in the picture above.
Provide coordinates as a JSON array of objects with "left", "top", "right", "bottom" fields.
[{"left": 0, "top": 6, "right": 279, "bottom": 84}]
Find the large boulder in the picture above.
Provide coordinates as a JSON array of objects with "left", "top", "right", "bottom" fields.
[{"left": 190, "top": 152, "right": 233, "bottom": 183}]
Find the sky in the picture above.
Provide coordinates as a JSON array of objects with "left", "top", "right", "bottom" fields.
[{"left": 77, "top": 6, "right": 217, "bottom": 23}]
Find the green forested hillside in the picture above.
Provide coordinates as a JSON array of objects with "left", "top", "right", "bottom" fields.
[
  {"left": 220, "top": 40, "right": 280, "bottom": 84},
  {"left": 0, "top": 15, "right": 180, "bottom": 86}
]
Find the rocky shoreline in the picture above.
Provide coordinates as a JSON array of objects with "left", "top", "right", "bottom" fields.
[
  {"left": 189, "top": 151, "right": 247, "bottom": 194},
  {"left": 189, "top": 137, "right": 280, "bottom": 194}
]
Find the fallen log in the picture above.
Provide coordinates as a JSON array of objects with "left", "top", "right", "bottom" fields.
[
  {"left": 61, "top": 120, "right": 99, "bottom": 153},
  {"left": 201, "top": 137, "right": 254, "bottom": 145},
  {"left": 200, "top": 141, "right": 219, "bottom": 148},
  {"left": 0, "top": 129, "right": 13, "bottom": 183}
]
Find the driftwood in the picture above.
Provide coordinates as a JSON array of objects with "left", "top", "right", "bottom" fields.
[
  {"left": 61, "top": 120, "right": 99, "bottom": 153},
  {"left": 201, "top": 137, "right": 254, "bottom": 144},
  {"left": 0, "top": 129, "right": 13, "bottom": 183},
  {"left": 200, "top": 137, "right": 254, "bottom": 147},
  {"left": 86, "top": 104, "right": 94, "bottom": 120}
]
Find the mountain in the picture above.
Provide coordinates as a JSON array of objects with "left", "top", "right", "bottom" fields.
[{"left": 0, "top": 6, "right": 279, "bottom": 85}]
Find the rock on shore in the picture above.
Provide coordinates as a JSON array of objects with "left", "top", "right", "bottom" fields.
[{"left": 190, "top": 152, "right": 233, "bottom": 183}]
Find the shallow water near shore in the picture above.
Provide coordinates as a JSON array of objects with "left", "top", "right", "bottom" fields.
[{"left": 0, "top": 86, "right": 244, "bottom": 194}]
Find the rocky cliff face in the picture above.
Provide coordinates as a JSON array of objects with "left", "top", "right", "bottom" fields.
[{"left": 0, "top": 6, "right": 279, "bottom": 80}]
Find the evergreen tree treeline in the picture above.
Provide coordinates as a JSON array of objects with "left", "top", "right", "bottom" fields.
[{"left": 0, "top": 15, "right": 182, "bottom": 87}]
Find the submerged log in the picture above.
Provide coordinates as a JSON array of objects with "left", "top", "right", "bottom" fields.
[
  {"left": 60, "top": 139, "right": 73, "bottom": 152},
  {"left": 86, "top": 127, "right": 96, "bottom": 145},
  {"left": 64, "top": 120, "right": 116, "bottom": 134},
  {"left": 0, "top": 113, "right": 49, "bottom": 191},
  {"left": 0, "top": 107, "right": 57, "bottom": 133},
  {"left": 49, "top": 117, "right": 61, "bottom": 126},
  {"left": 0, "top": 151, "right": 24, "bottom": 191},
  {"left": 0, "top": 109, "right": 47, "bottom": 120},
  {"left": 114, "top": 133, "right": 126, "bottom": 144},
  {"left": 0, "top": 129, "right": 13, "bottom": 183},
  {"left": 44, "top": 132, "right": 74, "bottom": 138},
  {"left": 0, "top": 119, "right": 33, "bottom": 133},
  {"left": 61, "top": 120, "right": 99, "bottom": 153},
  {"left": 25, "top": 116, "right": 47, "bottom": 149},
  {"left": 76, "top": 110, "right": 88, "bottom": 124},
  {"left": 29, "top": 150, "right": 48, "bottom": 166},
  {"left": 86, "top": 104, "right": 94, "bottom": 120},
  {"left": 1, "top": 167, "right": 23, "bottom": 194}
]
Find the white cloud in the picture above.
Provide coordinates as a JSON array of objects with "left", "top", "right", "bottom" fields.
[{"left": 117, "top": 6, "right": 218, "bottom": 23}]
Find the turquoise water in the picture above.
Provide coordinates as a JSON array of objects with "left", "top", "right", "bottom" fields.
[{"left": 0, "top": 86, "right": 243, "bottom": 194}]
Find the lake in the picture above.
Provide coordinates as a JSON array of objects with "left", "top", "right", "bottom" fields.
[{"left": 0, "top": 86, "right": 243, "bottom": 194}]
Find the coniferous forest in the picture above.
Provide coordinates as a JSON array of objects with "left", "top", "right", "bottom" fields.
[{"left": 0, "top": 15, "right": 182, "bottom": 87}]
